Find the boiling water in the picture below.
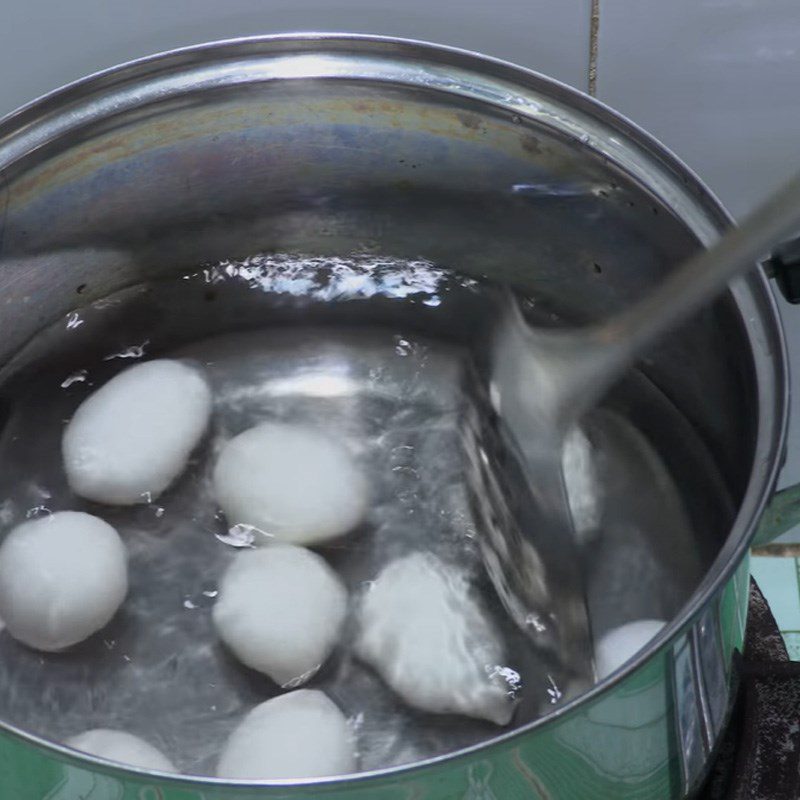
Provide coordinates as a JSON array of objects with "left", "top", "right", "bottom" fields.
[{"left": 0, "top": 255, "right": 704, "bottom": 776}]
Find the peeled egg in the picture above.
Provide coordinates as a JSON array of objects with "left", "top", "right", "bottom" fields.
[
  {"left": 356, "top": 552, "right": 516, "bottom": 725},
  {"left": 216, "top": 689, "right": 356, "bottom": 780},
  {"left": 0, "top": 511, "right": 127, "bottom": 651},
  {"left": 595, "top": 619, "right": 667, "bottom": 681},
  {"left": 212, "top": 545, "right": 347, "bottom": 686},
  {"left": 66, "top": 728, "right": 176, "bottom": 772},
  {"left": 63, "top": 359, "right": 212, "bottom": 505},
  {"left": 212, "top": 422, "right": 368, "bottom": 545}
]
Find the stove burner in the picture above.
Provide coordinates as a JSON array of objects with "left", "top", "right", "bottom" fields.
[{"left": 699, "top": 579, "right": 800, "bottom": 798}]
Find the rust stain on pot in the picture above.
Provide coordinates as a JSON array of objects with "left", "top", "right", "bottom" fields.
[
  {"left": 351, "top": 99, "right": 402, "bottom": 115},
  {"left": 521, "top": 134, "right": 543, "bottom": 156},
  {"left": 456, "top": 111, "right": 482, "bottom": 131}
]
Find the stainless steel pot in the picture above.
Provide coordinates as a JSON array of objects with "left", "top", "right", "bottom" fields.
[{"left": 0, "top": 34, "right": 794, "bottom": 800}]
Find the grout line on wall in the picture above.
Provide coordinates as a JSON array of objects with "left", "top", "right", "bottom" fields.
[{"left": 588, "top": 0, "right": 600, "bottom": 96}]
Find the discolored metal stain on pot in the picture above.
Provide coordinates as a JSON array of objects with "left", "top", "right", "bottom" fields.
[
  {"left": 8, "top": 97, "right": 567, "bottom": 210},
  {"left": 7, "top": 102, "right": 264, "bottom": 202},
  {"left": 10, "top": 135, "right": 135, "bottom": 200}
]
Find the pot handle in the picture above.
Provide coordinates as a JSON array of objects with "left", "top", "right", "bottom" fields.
[
  {"left": 755, "top": 236, "right": 800, "bottom": 544},
  {"left": 755, "top": 484, "right": 800, "bottom": 546},
  {"left": 766, "top": 235, "right": 800, "bottom": 304}
]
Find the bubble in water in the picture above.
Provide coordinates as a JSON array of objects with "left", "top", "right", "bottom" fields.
[
  {"left": 65, "top": 312, "right": 84, "bottom": 330},
  {"left": 186, "top": 254, "right": 476, "bottom": 304},
  {"left": 103, "top": 340, "right": 149, "bottom": 361},
  {"left": 524, "top": 614, "right": 547, "bottom": 633},
  {"left": 280, "top": 666, "right": 321, "bottom": 689},
  {"left": 182, "top": 585, "right": 218, "bottom": 610},
  {"left": 487, "top": 665, "right": 523, "bottom": 700},
  {"left": 25, "top": 505, "right": 51, "bottom": 519},
  {"left": 394, "top": 338, "right": 412, "bottom": 357},
  {"left": 545, "top": 675, "right": 563, "bottom": 704},
  {"left": 215, "top": 524, "right": 265, "bottom": 548},
  {"left": 60, "top": 370, "right": 88, "bottom": 388}
]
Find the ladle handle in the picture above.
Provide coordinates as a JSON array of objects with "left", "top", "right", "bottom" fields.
[{"left": 599, "top": 172, "right": 800, "bottom": 360}]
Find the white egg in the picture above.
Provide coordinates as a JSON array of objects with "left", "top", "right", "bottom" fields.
[
  {"left": 595, "top": 619, "right": 667, "bottom": 681},
  {"left": 356, "top": 552, "right": 516, "bottom": 725},
  {"left": 66, "top": 728, "right": 176, "bottom": 773},
  {"left": 63, "top": 359, "right": 212, "bottom": 505},
  {"left": 212, "top": 422, "right": 368, "bottom": 546},
  {"left": 0, "top": 511, "right": 127, "bottom": 651},
  {"left": 216, "top": 689, "right": 356, "bottom": 780},
  {"left": 212, "top": 545, "right": 347, "bottom": 686}
]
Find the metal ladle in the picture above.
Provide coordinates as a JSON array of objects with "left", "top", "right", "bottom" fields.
[{"left": 488, "top": 173, "right": 800, "bottom": 676}]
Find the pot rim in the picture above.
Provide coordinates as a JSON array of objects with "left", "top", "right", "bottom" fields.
[{"left": 0, "top": 32, "right": 789, "bottom": 789}]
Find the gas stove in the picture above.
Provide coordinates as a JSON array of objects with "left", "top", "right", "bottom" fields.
[{"left": 698, "top": 580, "right": 800, "bottom": 799}]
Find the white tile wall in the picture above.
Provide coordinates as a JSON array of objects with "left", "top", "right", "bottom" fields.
[
  {"left": 596, "top": 0, "right": 800, "bottom": 540},
  {"left": 0, "top": 0, "right": 590, "bottom": 118},
  {"left": 596, "top": 0, "right": 800, "bottom": 219}
]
